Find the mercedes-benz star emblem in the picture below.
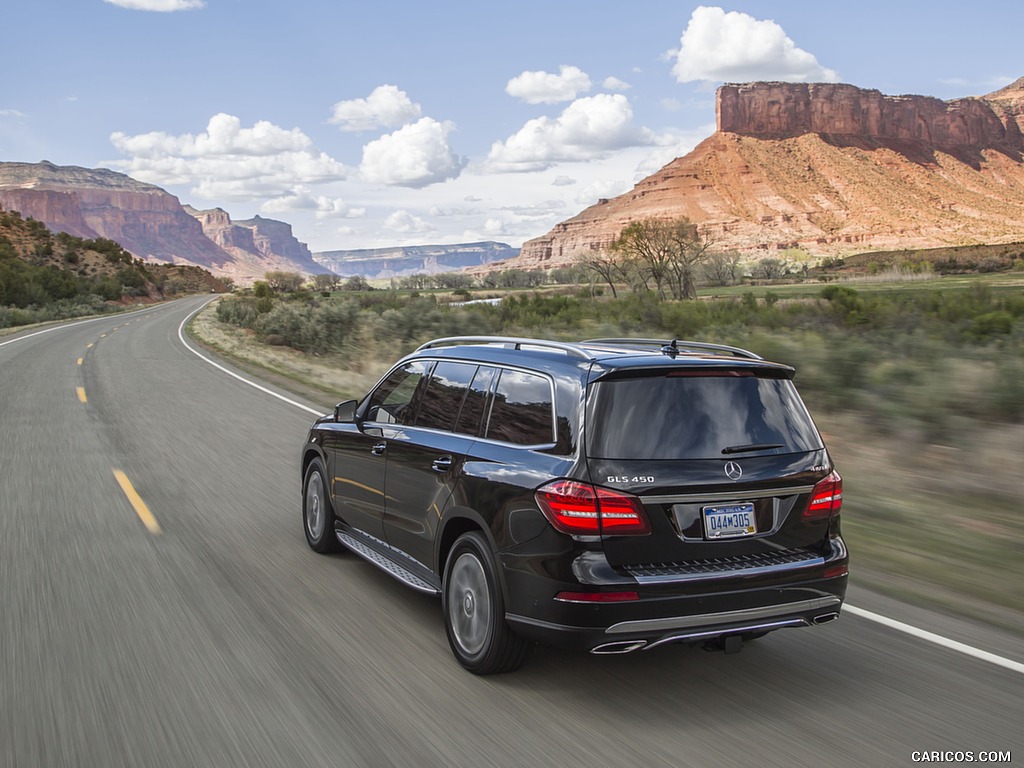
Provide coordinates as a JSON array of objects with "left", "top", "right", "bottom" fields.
[{"left": 724, "top": 461, "right": 743, "bottom": 480}]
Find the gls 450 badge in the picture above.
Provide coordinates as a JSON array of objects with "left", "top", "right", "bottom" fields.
[{"left": 606, "top": 475, "right": 655, "bottom": 484}]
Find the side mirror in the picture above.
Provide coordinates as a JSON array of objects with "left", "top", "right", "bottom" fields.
[{"left": 334, "top": 399, "right": 358, "bottom": 423}]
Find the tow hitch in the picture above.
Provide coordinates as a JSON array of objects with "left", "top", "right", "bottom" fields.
[{"left": 702, "top": 635, "right": 744, "bottom": 654}]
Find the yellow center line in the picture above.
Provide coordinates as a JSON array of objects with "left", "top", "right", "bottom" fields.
[
  {"left": 76, "top": 387, "right": 87, "bottom": 403},
  {"left": 86, "top": 343, "right": 94, "bottom": 349},
  {"left": 101, "top": 334, "right": 107, "bottom": 338},
  {"left": 112, "top": 469, "right": 162, "bottom": 535},
  {"left": 77, "top": 357, "right": 83, "bottom": 366}
]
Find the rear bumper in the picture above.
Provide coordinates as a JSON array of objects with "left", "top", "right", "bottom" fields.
[
  {"left": 506, "top": 588, "right": 845, "bottom": 652},
  {"left": 500, "top": 534, "right": 848, "bottom": 652}
]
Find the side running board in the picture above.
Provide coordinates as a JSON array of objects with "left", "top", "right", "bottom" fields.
[{"left": 335, "top": 527, "right": 441, "bottom": 596}]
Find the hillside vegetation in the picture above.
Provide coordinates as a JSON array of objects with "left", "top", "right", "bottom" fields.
[{"left": 0, "top": 207, "right": 227, "bottom": 328}]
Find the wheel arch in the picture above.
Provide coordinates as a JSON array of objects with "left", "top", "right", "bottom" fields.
[
  {"left": 301, "top": 445, "right": 328, "bottom": 489},
  {"left": 436, "top": 507, "right": 509, "bottom": 597}
]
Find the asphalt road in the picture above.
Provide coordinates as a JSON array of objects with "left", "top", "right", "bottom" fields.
[{"left": 2, "top": 296, "right": 1021, "bottom": 768}]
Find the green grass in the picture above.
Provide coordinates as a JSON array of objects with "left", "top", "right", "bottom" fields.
[{"left": 698, "top": 270, "right": 1024, "bottom": 299}]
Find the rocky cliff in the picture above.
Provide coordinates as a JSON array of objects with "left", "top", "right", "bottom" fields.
[
  {"left": 0, "top": 162, "right": 227, "bottom": 267},
  {"left": 185, "top": 206, "right": 327, "bottom": 283},
  {"left": 0, "top": 162, "right": 324, "bottom": 283},
  {"left": 515, "top": 79, "right": 1024, "bottom": 269},
  {"left": 717, "top": 81, "right": 1023, "bottom": 148},
  {"left": 314, "top": 242, "right": 518, "bottom": 278}
]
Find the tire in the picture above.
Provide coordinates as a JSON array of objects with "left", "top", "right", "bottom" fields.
[
  {"left": 442, "top": 531, "right": 531, "bottom": 674},
  {"left": 303, "top": 457, "right": 339, "bottom": 553}
]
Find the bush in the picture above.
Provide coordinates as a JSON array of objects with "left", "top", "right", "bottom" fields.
[{"left": 968, "top": 311, "right": 1013, "bottom": 339}]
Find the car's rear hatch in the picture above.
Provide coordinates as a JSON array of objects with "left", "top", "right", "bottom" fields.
[{"left": 583, "top": 364, "right": 835, "bottom": 580}]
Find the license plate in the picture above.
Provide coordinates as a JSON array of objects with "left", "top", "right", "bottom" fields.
[{"left": 703, "top": 502, "right": 757, "bottom": 539}]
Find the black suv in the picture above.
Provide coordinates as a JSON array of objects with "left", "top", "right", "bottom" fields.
[{"left": 300, "top": 336, "right": 848, "bottom": 674}]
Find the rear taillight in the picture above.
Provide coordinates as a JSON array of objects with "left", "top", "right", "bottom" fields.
[
  {"left": 823, "top": 565, "right": 848, "bottom": 579},
  {"left": 805, "top": 470, "right": 843, "bottom": 519},
  {"left": 535, "top": 480, "right": 651, "bottom": 536}
]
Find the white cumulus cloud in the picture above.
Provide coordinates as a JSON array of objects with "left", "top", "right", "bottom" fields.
[
  {"left": 384, "top": 210, "right": 435, "bottom": 235},
  {"left": 109, "top": 113, "right": 347, "bottom": 200},
  {"left": 360, "top": 117, "right": 465, "bottom": 188},
  {"left": 506, "top": 65, "right": 592, "bottom": 104},
  {"left": 602, "top": 76, "right": 631, "bottom": 91},
  {"left": 481, "top": 218, "right": 507, "bottom": 235},
  {"left": 486, "top": 94, "right": 655, "bottom": 172},
  {"left": 329, "top": 85, "right": 422, "bottom": 132},
  {"left": 104, "top": 0, "right": 204, "bottom": 11},
  {"left": 670, "top": 6, "right": 839, "bottom": 84},
  {"left": 260, "top": 187, "right": 365, "bottom": 219}
]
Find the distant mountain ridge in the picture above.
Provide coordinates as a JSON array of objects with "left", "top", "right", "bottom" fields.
[
  {"left": 0, "top": 161, "right": 325, "bottom": 284},
  {"left": 0, "top": 161, "right": 520, "bottom": 283},
  {"left": 314, "top": 242, "right": 519, "bottom": 278},
  {"left": 513, "top": 78, "right": 1024, "bottom": 270}
]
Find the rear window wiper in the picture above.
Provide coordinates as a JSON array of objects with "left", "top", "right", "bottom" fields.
[{"left": 721, "top": 443, "right": 784, "bottom": 454}]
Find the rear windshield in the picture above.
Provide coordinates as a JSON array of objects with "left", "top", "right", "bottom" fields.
[{"left": 586, "top": 371, "right": 822, "bottom": 460}]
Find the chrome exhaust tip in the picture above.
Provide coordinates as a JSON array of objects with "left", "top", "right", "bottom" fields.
[
  {"left": 813, "top": 612, "right": 839, "bottom": 625},
  {"left": 590, "top": 640, "right": 647, "bottom": 655}
]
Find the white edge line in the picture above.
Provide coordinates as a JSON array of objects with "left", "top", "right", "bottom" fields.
[
  {"left": 175, "top": 299, "right": 1024, "bottom": 676},
  {"left": 0, "top": 304, "right": 159, "bottom": 348},
  {"left": 177, "top": 298, "right": 323, "bottom": 417},
  {"left": 844, "top": 604, "right": 1024, "bottom": 675}
]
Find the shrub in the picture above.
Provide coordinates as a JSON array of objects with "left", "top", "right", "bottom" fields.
[{"left": 968, "top": 310, "right": 1013, "bottom": 339}]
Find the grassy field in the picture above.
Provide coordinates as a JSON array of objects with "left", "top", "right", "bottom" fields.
[
  {"left": 700, "top": 270, "right": 1024, "bottom": 299},
  {"left": 190, "top": 274, "right": 1024, "bottom": 634}
]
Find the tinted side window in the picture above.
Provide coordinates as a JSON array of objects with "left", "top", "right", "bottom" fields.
[
  {"left": 415, "top": 362, "right": 478, "bottom": 431},
  {"left": 365, "top": 361, "right": 431, "bottom": 425},
  {"left": 486, "top": 369, "right": 554, "bottom": 446},
  {"left": 454, "top": 365, "right": 496, "bottom": 436}
]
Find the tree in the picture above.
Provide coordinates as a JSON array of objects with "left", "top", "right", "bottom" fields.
[
  {"left": 610, "top": 217, "right": 714, "bottom": 300},
  {"left": 342, "top": 275, "right": 371, "bottom": 291},
  {"left": 489, "top": 269, "right": 543, "bottom": 289},
  {"left": 398, "top": 274, "right": 430, "bottom": 291},
  {"left": 312, "top": 273, "right": 341, "bottom": 292},
  {"left": 432, "top": 272, "right": 476, "bottom": 290},
  {"left": 702, "top": 250, "right": 744, "bottom": 287},
  {"left": 547, "top": 266, "right": 582, "bottom": 285},
  {"left": 752, "top": 257, "right": 789, "bottom": 281},
  {"left": 265, "top": 270, "right": 305, "bottom": 293},
  {"left": 574, "top": 250, "right": 626, "bottom": 298}
]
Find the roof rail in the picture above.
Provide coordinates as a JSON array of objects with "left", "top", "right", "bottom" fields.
[
  {"left": 582, "top": 338, "right": 763, "bottom": 360},
  {"left": 416, "top": 336, "right": 594, "bottom": 360}
]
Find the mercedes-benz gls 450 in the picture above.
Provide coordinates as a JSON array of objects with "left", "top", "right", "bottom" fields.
[{"left": 300, "top": 337, "right": 848, "bottom": 674}]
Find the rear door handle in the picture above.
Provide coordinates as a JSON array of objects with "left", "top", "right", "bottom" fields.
[
  {"left": 431, "top": 455, "right": 453, "bottom": 473},
  {"left": 371, "top": 442, "right": 386, "bottom": 456}
]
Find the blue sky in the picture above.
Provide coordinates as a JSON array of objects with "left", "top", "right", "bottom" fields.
[{"left": 3, "top": 1, "right": 1020, "bottom": 253}]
